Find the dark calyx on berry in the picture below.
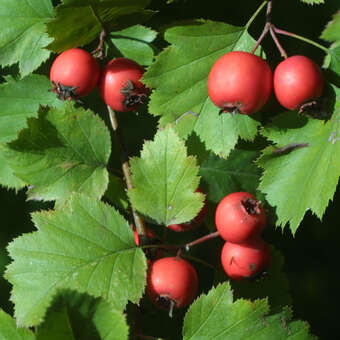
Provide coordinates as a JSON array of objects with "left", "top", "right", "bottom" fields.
[
  {"left": 242, "top": 198, "right": 261, "bottom": 215},
  {"left": 121, "top": 80, "right": 148, "bottom": 109},
  {"left": 51, "top": 81, "right": 79, "bottom": 101}
]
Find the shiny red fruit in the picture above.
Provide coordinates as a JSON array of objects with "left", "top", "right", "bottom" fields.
[
  {"left": 221, "top": 238, "right": 272, "bottom": 280},
  {"left": 273, "top": 55, "right": 324, "bottom": 110},
  {"left": 98, "top": 57, "right": 148, "bottom": 112},
  {"left": 215, "top": 192, "right": 266, "bottom": 243},
  {"left": 133, "top": 228, "right": 157, "bottom": 246},
  {"left": 168, "top": 188, "right": 208, "bottom": 232},
  {"left": 147, "top": 257, "right": 198, "bottom": 312},
  {"left": 208, "top": 51, "right": 273, "bottom": 114},
  {"left": 50, "top": 48, "right": 100, "bottom": 99}
]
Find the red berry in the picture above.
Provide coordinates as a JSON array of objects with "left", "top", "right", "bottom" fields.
[
  {"left": 221, "top": 238, "right": 272, "bottom": 281},
  {"left": 98, "top": 57, "right": 148, "bottom": 112},
  {"left": 168, "top": 188, "right": 208, "bottom": 232},
  {"left": 273, "top": 55, "right": 324, "bottom": 111},
  {"left": 215, "top": 192, "right": 266, "bottom": 243},
  {"left": 208, "top": 51, "right": 273, "bottom": 114},
  {"left": 133, "top": 228, "right": 157, "bottom": 246},
  {"left": 147, "top": 257, "right": 198, "bottom": 314},
  {"left": 50, "top": 48, "right": 100, "bottom": 100}
]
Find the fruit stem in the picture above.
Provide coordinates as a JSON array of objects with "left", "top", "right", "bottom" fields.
[
  {"left": 251, "top": 0, "right": 271, "bottom": 54},
  {"left": 273, "top": 27, "right": 329, "bottom": 54},
  {"left": 141, "top": 231, "right": 220, "bottom": 252},
  {"left": 91, "top": 28, "right": 107, "bottom": 59},
  {"left": 251, "top": 23, "right": 270, "bottom": 54},
  {"left": 107, "top": 106, "right": 147, "bottom": 237},
  {"left": 245, "top": 0, "right": 268, "bottom": 30},
  {"left": 269, "top": 26, "right": 288, "bottom": 59},
  {"left": 185, "top": 231, "right": 220, "bottom": 251},
  {"left": 251, "top": 1, "right": 288, "bottom": 59}
]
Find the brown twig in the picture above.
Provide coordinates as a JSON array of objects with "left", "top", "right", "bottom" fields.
[
  {"left": 184, "top": 231, "right": 220, "bottom": 251},
  {"left": 91, "top": 28, "right": 107, "bottom": 59},
  {"left": 251, "top": 0, "right": 288, "bottom": 59},
  {"left": 107, "top": 106, "right": 147, "bottom": 237}
]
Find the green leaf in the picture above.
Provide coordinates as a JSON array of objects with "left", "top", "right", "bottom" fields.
[
  {"left": 36, "top": 291, "right": 129, "bottom": 340},
  {"left": 300, "top": 0, "right": 324, "bottom": 4},
  {"left": 47, "top": 0, "right": 154, "bottom": 52},
  {"left": 258, "top": 91, "right": 340, "bottom": 233},
  {"left": 5, "top": 103, "right": 111, "bottom": 202},
  {"left": 0, "top": 144, "right": 25, "bottom": 190},
  {"left": 0, "top": 75, "right": 61, "bottom": 143},
  {"left": 5, "top": 194, "right": 147, "bottom": 327},
  {"left": 194, "top": 99, "right": 260, "bottom": 158},
  {"left": 129, "top": 126, "right": 203, "bottom": 226},
  {"left": 111, "top": 25, "right": 157, "bottom": 66},
  {"left": 0, "top": 0, "right": 54, "bottom": 77},
  {"left": 0, "top": 309, "right": 35, "bottom": 340},
  {"left": 0, "top": 74, "right": 61, "bottom": 190},
  {"left": 36, "top": 297, "right": 76, "bottom": 340},
  {"left": 324, "top": 43, "right": 340, "bottom": 75},
  {"left": 183, "top": 283, "right": 316, "bottom": 340},
  {"left": 321, "top": 10, "right": 340, "bottom": 42},
  {"left": 104, "top": 173, "right": 129, "bottom": 211},
  {"left": 199, "top": 149, "right": 262, "bottom": 204},
  {"left": 143, "top": 20, "right": 260, "bottom": 152}
]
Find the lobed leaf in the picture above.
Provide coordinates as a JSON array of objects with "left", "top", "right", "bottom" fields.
[
  {"left": 194, "top": 99, "right": 260, "bottom": 159},
  {"left": 110, "top": 25, "right": 157, "bottom": 66},
  {"left": 129, "top": 126, "right": 203, "bottom": 226},
  {"left": 36, "top": 291, "right": 129, "bottom": 340},
  {"left": 0, "top": 74, "right": 61, "bottom": 190},
  {"left": 199, "top": 149, "right": 262, "bottom": 204},
  {"left": 5, "top": 194, "right": 146, "bottom": 327},
  {"left": 0, "top": 75, "right": 61, "bottom": 144},
  {"left": 143, "top": 20, "right": 260, "bottom": 155},
  {"left": 258, "top": 89, "right": 340, "bottom": 233},
  {"left": 47, "top": 0, "right": 154, "bottom": 52},
  {"left": 183, "top": 283, "right": 316, "bottom": 340},
  {"left": 0, "top": 309, "right": 35, "bottom": 340},
  {"left": 4, "top": 103, "right": 111, "bottom": 202},
  {"left": 324, "top": 43, "right": 340, "bottom": 75},
  {"left": 0, "top": 0, "right": 54, "bottom": 77},
  {"left": 321, "top": 10, "right": 340, "bottom": 42}
]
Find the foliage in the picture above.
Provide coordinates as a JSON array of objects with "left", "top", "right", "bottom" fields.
[{"left": 0, "top": 0, "right": 339, "bottom": 339}]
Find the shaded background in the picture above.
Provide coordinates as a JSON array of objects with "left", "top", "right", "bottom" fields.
[{"left": 1, "top": 0, "right": 339, "bottom": 339}]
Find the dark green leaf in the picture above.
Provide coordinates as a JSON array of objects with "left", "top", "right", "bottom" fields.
[
  {"left": 199, "top": 149, "right": 262, "bottom": 204},
  {"left": 36, "top": 291, "right": 128, "bottom": 340},
  {"left": 0, "top": 309, "right": 35, "bottom": 340},
  {"left": 258, "top": 92, "right": 340, "bottom": 233},
  {"left": 0, "top": 74, "right": 61, "bottom": 190},
  {"left": 143, "top": 20, "right": 260, "bottom": 154},
  {"left": 5, "top": 194, "right": 146, "bottom": 327},
  {"left": 183, "top": 283, "right": 316, "bottom": 340},
  {"left": 47, "top": 0, "right": 154, "bottom": 52},
  {"left": 5, "top": 103, "right": 111, "bottom": 202},
  {"left": 111, "top": 25, "right": 157, "bottom": 66},
  {"left": 0, "top": 0, "right": 54, "bottom": 76}
]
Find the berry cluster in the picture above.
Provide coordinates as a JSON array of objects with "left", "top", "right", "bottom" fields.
[
  {"left": 208, "top": 51, "right": 324, "bottom": 114},
  {"left": 215, "top": 192, "right": 272, "bottom": 280},
  {"left": 49, "top": 48, "right": 149, "bottom": 111}
]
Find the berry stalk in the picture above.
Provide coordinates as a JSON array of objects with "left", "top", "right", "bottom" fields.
[{"left": 107, "top": 106, "right": 147, "bottom": 237}]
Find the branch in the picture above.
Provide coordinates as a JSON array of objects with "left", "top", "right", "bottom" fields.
[{"left": 107, "top": 106, "right": 147, "bottom": 237}]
